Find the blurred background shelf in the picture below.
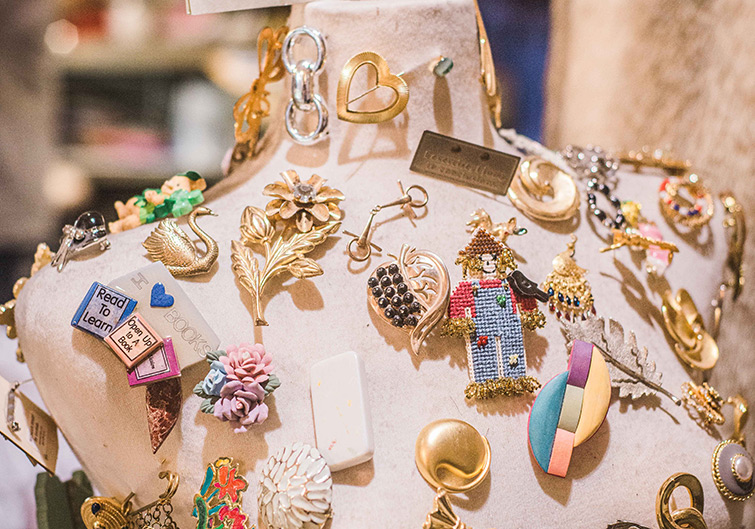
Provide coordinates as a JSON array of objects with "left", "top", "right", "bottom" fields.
[
  {"left": 65, "top": 144, "right": 177, "bottom": 181},
  {"left": 54, "top": 41, "right": 215, "bottom": 74}
]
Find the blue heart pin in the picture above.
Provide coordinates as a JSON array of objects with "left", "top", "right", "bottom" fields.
[{"left": 150, "top": 283, "right": 174, "bottom": 308}]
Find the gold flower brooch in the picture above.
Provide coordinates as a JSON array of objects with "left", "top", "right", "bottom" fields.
[{"left": 231, "top": 170, "right": 344, "bottom": 326}]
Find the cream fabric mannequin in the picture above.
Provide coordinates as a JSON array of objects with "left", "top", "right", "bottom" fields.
[{"left": 15, "top": 1, "right": 751, "bottom": 527}]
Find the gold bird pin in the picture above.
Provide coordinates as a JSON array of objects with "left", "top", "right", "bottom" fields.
[{"left": 143, "top": 207, "right": 219, "bottom": 277}]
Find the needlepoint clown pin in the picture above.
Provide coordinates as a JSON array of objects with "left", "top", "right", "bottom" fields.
[{"left": 443, "top": 225, "right": 548, "bottom": 400}]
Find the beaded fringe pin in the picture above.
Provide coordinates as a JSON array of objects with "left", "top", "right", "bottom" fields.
[
  {"left": 465, "top": 376, "right": 541, "bottom": 400},
  {"left": 542, "top": 236, "right": 595, "bottom": 321}
]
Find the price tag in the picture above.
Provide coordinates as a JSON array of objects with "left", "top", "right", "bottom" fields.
[
  {"left": 0, "top": 376, "right": 59, "bottom": 474},
  {"left": 185, "top": 0, "right": 313, "bottom": 15}
]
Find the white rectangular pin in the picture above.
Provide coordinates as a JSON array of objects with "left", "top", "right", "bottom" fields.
[{"left": 310, "top": 351, "right": 374, "bottom": 472}]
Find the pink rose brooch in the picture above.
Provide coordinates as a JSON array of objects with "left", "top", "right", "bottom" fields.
[{"left": 194, "top": 342, "right": 280, "bottom": 433}]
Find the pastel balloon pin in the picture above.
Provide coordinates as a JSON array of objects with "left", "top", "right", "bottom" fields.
[{"left": 528, "top": 339, "right": 610, "bottom": 477}]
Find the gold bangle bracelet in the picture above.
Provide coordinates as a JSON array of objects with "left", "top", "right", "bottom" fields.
[{"left": 507, "top": 157, "right": 580, "bottom": 222}]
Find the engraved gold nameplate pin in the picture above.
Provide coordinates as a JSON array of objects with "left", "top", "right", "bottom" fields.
[{"left": 410, "top": 130, "right": 520, "bottom": 195}]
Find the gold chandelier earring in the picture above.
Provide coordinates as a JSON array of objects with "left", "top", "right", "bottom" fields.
[{"left": 542, "top": 235, "right": 595, "bottom": 321}]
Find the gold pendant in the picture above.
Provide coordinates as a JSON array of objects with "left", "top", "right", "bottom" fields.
[
  {"left": 229, "top": 25, "right": 288, "bottom": 173},
  {"left": 601, "top": 227, "right": 679, "bottom": 256},
  {"left": 600, "top": 201, "right": 679, "bottom": 275},
  {"left": 661, "top": 289, "right": 719, "bottom": 371},
  {"left": 416, "top": 419, "right": 491, "bottom": 529},
  {"left": 656, "top": 473, "right": 708, "bottom": 529},
  {"left": 681, "top": 381, "right": 725, "bottom": 426},
  {"left": 1, "top": 243, "right": 53, "bottom": 362},
  {"left": 542, "top": 235, "right": 594, "bottom": 321},
  {"left": 507, "top": 157, "right": 580, "bottom": 222},
  {"left": 466, "top": 208, "right": 527, "bottom": 243},
  {"left": 82, "top": 471, "right": 179, "bottom": 529},
  {"left": 711, "top": 395, "right": 755, "bottom": 501},
  {"left": 336, "top": 51, "right": 409, "bottom": 124}
]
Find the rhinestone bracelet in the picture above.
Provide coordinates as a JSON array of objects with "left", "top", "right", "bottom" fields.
[{"left": 586, "top": 179, "right": 625, "bottom": 230}]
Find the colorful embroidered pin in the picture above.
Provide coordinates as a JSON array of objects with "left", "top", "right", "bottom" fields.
[
  {"left": 542, "top": 235, "right": 595, "bottom": 321},
  {"left": 193, "top": 457, "right": 252, "bottom": 529},
  {"left": 528, "top": 340, "right": 610, "bottom": 477},
  {"left": 442, "top": 225, "right": 547, "bottom": 399},
  {"left": 104, "top": 312, "right": 163, "bottom": 369},
  {"left": 71, "top": 282, "right": 137, "bottom": 339},
  {"left": 367, "top": 245, "right": 449, "bottom": 354},
  {"left": 127, "top": 337, "right": 181, "bottom": 386},
  {"left": 194, "top": 343, "right": 280, "bottom": 433}
]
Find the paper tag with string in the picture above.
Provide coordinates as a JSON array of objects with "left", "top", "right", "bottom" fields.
[
  {"left": 0, "top": 375, "right": 59, "bottom": 474},
  {"left": 186, "top": 0, "right": 313, "bottom": 15}
]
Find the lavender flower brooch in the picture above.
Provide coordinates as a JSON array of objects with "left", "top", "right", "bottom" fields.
[{"left": 194, "top": 342, "right": 280, "bottom": 432}]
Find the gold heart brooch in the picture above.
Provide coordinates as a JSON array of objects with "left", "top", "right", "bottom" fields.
[{"left": 337, "top": 51, "right": 409, "bottom": 124}]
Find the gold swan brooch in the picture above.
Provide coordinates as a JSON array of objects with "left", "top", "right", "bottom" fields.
[{"left": 143, "top": 206, "right": 219, "bottom": 277}]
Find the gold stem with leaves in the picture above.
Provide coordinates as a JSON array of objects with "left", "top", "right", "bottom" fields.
[{"left": 232, "top": 206, "right": 340, "bottom": 326}]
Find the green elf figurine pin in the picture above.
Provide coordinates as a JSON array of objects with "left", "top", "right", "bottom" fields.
[{"left": 109, "top": 171, "right": 207, "bottom": 233}]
